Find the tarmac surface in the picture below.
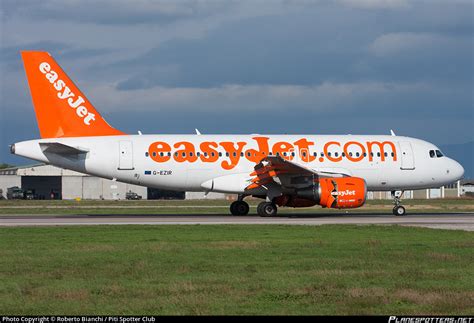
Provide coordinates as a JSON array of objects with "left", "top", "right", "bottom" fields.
[{"left": 1, "top": 213, "right": 474, "bottom": 231}]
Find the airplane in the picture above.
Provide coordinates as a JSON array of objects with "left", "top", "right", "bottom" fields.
[{"left": 10, "top": 51, "right": 465, "bottom": 216}]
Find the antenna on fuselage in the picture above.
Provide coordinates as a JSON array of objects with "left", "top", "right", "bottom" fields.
[
  {"left": 195, "top": 128, "right": 202, "bottom": 135},
  {"left": 390, "top": 129, "right": 396, "bottom": 136}
]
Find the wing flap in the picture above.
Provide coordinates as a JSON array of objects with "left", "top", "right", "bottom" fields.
[{"left": 247, "top": 155, "right": 351, "bottom": 190}]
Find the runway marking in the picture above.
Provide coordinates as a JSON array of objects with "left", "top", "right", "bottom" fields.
[{"left": 1, "top": 214, "right": 473, "bottom": 231}]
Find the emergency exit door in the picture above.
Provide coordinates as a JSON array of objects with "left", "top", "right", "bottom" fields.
[{"left": 118, "top": 141, "right": 134, "bottom": 170}]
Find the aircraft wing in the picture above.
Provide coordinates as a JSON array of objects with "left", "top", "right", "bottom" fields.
[
  {"left": 39, "top": 142, "right": 89, "bottom": 155},
  {"left": 246, "top": 155, "right": 350, "bottom": 190}
]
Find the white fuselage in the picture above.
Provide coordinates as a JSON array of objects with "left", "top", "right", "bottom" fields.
[{"left": 12, "top": 134, "right": 464, "bottom": 194}]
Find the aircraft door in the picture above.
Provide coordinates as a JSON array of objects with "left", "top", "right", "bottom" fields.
[
  {"left": 398, "top": 141, "right": 415, "bottom": 170},
  {"left": 118, "top": 140, "right": 134, "bottom": 170}
]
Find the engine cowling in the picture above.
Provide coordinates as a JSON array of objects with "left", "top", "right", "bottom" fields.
[{"left": 277, "top": 177, "right": 367, "bottom": 209}]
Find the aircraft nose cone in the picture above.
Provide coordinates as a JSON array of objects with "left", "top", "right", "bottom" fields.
[{"left": 450, "top": 160, "right": 464, "bottom": 181}]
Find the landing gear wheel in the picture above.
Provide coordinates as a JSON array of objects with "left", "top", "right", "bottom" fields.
[
  {"left": 391, "top": 190, "right": 406, "bottom": 217},
  {"left": 393, "top": 205, "right": 406, "bottom": 216},
  {"left": 230, "top": 201, "right": 249, "bottom": 216},
  {"left": 257, "top": 202, "right": 278, "bottom": 217}
]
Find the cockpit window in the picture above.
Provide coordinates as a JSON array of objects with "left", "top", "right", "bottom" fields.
[{"left": 430, "top": 149, "right": 444, "bottom": 158}]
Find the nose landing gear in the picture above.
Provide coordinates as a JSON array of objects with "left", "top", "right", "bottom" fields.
[{"left": 391, "top": 190, "right": 406, "bottom": 216}]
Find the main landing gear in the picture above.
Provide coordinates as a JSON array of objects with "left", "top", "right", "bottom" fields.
[
  {"left": 391, "top": 190, "right": 406, "bottom": 216},
  {"left": 257, "top": 202, "right": 278, "bottom": 217},
  {"left": 230, "top": 195, "right": 250, "bottom": 216},
  {"left": 229, "top": 195, "right": 279, "bottom": 217}
]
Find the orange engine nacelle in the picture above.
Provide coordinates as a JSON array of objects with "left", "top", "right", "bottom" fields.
[
  {"left": 276, "top": 177, "right": 367, "bottom": 209},
  {"left": 318, "top": 177, "right": 367, "bottom": 209}
]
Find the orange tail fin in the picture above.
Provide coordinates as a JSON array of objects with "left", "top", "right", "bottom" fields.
[{"left": 21, "top": 51, "right": 125, "bottom": 138}]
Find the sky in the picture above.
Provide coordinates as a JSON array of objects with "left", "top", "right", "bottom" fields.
[{"left": 0, "top": 0, "right": 473, "bottom": 165}]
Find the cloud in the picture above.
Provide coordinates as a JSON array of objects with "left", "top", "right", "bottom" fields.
[
  {"left": 85, "top": 81, "right": 438, "bottom": 115},
  {"left": 369, "top": 32, "right": 463, "bottom": 57},
  {"left": 337, "top": 0, "right": 409, "bottom": 9},
  {"left": 1, "top": 0, "right": 473, "bottom": 164},
  {"left": 0, "top": 0, "right": 227, "bottom": 25}
]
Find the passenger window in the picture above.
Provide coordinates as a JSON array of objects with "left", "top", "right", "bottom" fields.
[
  {"left": 356, "top": 152, "right": 360, "bottom": 157},
  {"left": 429, "top": 150, "right": 435, "bottom": 158},
  {"left": 436, "top": 150, "right": 444, "bottom": 158},
  {"left": 334, "top": 152, "right": 338, "bottom": 157},
  {"left": 145, "top": 152, "right": 149, "bottom": 157},
  {"left": 377, "top": 152, "right": 381, "bottom": 157}
]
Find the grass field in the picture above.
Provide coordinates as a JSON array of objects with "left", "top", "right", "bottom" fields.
[
  {"left": 1, "top": 225, "right": 473, "bottom": 315},
  {"left": 0, "top": 198, "right": 473, "bottom": 215}
]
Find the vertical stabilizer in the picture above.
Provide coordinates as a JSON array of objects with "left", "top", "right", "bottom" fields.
[{"left": 21, "top": 51, "right": 125, "bottom": 138}]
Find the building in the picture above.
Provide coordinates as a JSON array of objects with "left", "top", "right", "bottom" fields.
[
  {"left": 353, "top": 180, "right": 466, "bottom": 200},
  {"left": 460, "top": 180, "right": 474, "bottom": 197},
  {"left": 0, "top": 164, "right": 228, "bottom": 200},
  {"left": 0, "top": 164, "right": 470, "bottom": 200},
  {"left": 185, "top": 191, "right": 228, "bottom": 200},
  {"left": 0, "top": 164, "right": 148, "bottom": 200}
]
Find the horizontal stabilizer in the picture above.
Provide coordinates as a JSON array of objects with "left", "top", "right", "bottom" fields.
[{"left": 39, "top": 142, "right": 89, "bottom": 155}]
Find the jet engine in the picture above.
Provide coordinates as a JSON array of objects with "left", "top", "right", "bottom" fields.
[{"left": 275, "top": 177, "right": 367, "bottom": 209}]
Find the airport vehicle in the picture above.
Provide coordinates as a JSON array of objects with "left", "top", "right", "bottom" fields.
[
  {"left": 7, "top": 186, "right": 24, "bottom": 200},
  {"left": 126, "top": 191, "right": 142, "bottom": 200},
  {"left": 23, "top": 189, "right": 37, "bottom": 200},
  {"left": 11, "top": 51, "right": 464, "bottom": 216}
]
